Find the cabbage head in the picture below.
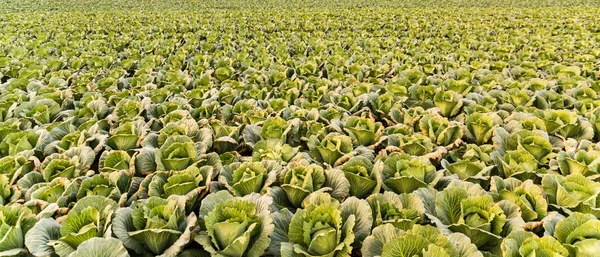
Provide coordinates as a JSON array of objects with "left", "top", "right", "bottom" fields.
[
  {"left": 362, "top": 224, "right": 482, "bottom": 257},
  {"left": 195, "top": 191, "right": 274, "bottom": 257},
  {"left": 274, "top": 192, "right": 372, "bottom": 257},
  {"left": 25, "top": 196, "right": 118, "bottom": 257},
  {"left": 112, "top": 195, "right": 196, "bottom": 256},
  {"left": 0, "top": 205, "right": 37, "bottom": 256}
]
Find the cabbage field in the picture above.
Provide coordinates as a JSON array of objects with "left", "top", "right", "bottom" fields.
[{"left": 3, "top": 0, "right": 600, "bottom": 256}]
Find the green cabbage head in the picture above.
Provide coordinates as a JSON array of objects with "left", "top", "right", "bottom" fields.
[
  {"left": 378, "top": 153, "right": 442, "bottom": 194},
  {"left": 464, "top": 112, "right": 502, "bottom": 145},
  {"left": 280, "top": 162, "right": 326, "bottom": 208},
  {"left": 0, "top": 205, "right": 37, "bottom": 256},
  {"left": 252, "top": 139, "right": 298, "bottom": 163},
  {"left": 277, "top": 192, "right": 373, "bottom": 257},
  {"left": 553, "top": 213, "right": 600, "bottom": 256},
  {"left": 112, "top": 195, "right": 197, "bottom": 256},
  {"left": 25, "top": 196, "right": 118, "bottom": 257},
  {"left": 366, "top": 192, "right": 424, "bottom": 230},
  {"left": 362, "top": 224, "right": 483, "bottom": 257},
  {"left": 427, "top": 182, "right": 517, "bottom": 250},
  {"left": 308, "top": 133, "right": 353, "bottom": 166},
  {"left": 261, "top": 117, "right": 288, "bottom": 140},
  {"left": 490, "top": 177, "right": 547, "bottom": 222},
  {"left": 542, "top": 174, "right": 600, "bottom": 215},
  {"left": 157, "top": 135, "right": 199, "bottom": 171},
  {"left": 343, "top": 116, "right": 383, "bottom": 146},
  {"left": 339, "top": 156, "right": 381, "bottom": 199},
  {"left": 501, "top": 231, "right": 568, "bottom": 257},
  {"left": 195, "top": 191, "right": 274, "bottom": 257},
  {"left": 219, "top": 161, "right": 279, "bottom": 196}
]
